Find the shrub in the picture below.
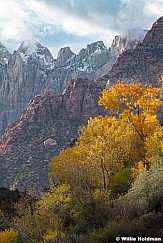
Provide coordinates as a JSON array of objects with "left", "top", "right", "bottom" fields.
[
  {"left": 126, "top": 155, "right": 163, "bottom": 211},
  {"left": 109, "top": 168, "right": 134, "bottom": 199}
]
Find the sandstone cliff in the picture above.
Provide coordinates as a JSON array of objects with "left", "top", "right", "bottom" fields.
[
  {"left": 0, "top": 35, "right": 144, "bottom": 137},
  {"left": 0, "top": 78, "right": 105, "bottom": 193},
  {"left": 0, "top": 30, "right": 147, "bottom": 193},
  {"left": 104, "top": 17, "right": 163, "bottom": 86},
  {"left": 96, "top": 29, "right": 147, "bottom": 78}
]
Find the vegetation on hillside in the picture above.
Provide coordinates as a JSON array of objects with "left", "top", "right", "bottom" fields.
[{"left": 0, "top": 82, "right": 162, "bottom": 242}]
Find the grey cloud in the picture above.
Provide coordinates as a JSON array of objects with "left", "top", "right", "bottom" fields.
[{"left": 38, "top": 0, "right": 163, "bottom": 32}]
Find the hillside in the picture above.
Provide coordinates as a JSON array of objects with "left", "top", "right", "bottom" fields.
[
  {"left": 0, "top": 16, "right": 162, "bottom": 242},
  {"left": 104, "top": 17, "right": 163, "bottom": 86},
  {"left": 0, "top": 78, "right": 105, "bottom": 192},
  {"left": 0, "top": 17, "right": 162, "bottom": 193},
  {"left": 0, "top": 33, "right": 144, "bottom": 137}
]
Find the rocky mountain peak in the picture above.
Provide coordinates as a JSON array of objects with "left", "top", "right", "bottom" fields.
[
  {"left": 111, "top": 29, "right": 147, "bottom": 55},
  {"left": 0, "top": 31, "right": 147, "bottom": 138},
  {"left": 143, "top": 16, "right": 163, "bottom": 48},
  {"left": 77, "top": 41, "right": 107, "bottom": 62},
  {"left": 17, "top": 40, "right": 54, "bottom": 64},
  {"left": 86, "top": 40, "right": 107, "bottom": 54},
  {"left": 0, "top": 42, "right": 11, "bottom": 64},
  {"left": 95, "top": 31, "right": 146, "bottom": 79},
  {"left": 103, "top": 16, "right": 163, "bottom": 102},
  {"left": 18, "top": 40, "right": 41, "bottom": 54},
  {"left": 157, "top": 16, "right": 163, "bottom": 22},
  {"left": 111, "top": 35, "right": 126, "bottom": 54},
  {"left": 57, "top": 46, "right": 74, "bottom": 62}
]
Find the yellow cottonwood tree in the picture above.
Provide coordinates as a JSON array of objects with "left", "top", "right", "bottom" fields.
[
  {"left": 98, "top": 82, "right": 162, "bottom": 116},
  {"left": 99, "top": 82, "right": 163, "bottom": 167},
  {"left": 49, "top": 82, "right": 163, "bottom": 199},
  {"left": 50, "top": 116, "right": 142, "bottom": 194}
]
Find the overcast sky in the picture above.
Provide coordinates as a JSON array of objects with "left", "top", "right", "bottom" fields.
[{"left": 0, "top": 0, "right": 163, "bottom": 57}]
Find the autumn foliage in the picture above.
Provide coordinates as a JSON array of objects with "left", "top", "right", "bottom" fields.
[
  {"left": 50, "top": 82, "right": 163, "bottom": 194},
  {"left": 0, "top": 229, "right": 18, "bottom": 243},
  {"left": 99, "top": 82, "right": 163, "bottom": 167},
  {"left": 2, "top": 82, "right": 163, "bottom": 242},
  {"left": 98, "top": 82, "right": 162, "bottom": 116}
]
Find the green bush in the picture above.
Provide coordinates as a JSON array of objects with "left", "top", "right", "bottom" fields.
[
  {"left": 89, "top": 219, "right": 148, "bottom": 243},
  {"left": 109, "top": 168, "right": 134, "bottom": 199},
  {"left": 125, "top": 155, "right": 163, "bottom": 211}
]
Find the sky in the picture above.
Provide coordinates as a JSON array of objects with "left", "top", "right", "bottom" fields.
[{"left": 0, "top": 0, "right": 163, "bottom": 58}]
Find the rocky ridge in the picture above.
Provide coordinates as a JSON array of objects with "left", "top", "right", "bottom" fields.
[
  {"left": 96, "top": 30, "right": 147, "bottom": 78},
  {"left": 0, "top": 28, "right": 149, "bottom": 192},
  {"left": 0, "top": 78, "right": 106, "bottom": 192},
  {"left": 103, "top": 17, "right": 163, "bottom": 87},
  {"left": 0, "top": 33, "right": 145, "bottom": 137}
]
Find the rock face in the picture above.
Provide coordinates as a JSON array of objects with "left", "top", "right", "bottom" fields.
[
  {"left": 0, "top": 41, "right": 59, "bottom": 138},
  {"left": 0, "top": 34, "right": 145, "bottom": 137},
  {"left": 104, "top": 17, "right": 163, "bottom": 87},
  {"left": 0, "top": 78, "right": 105, "bottom": 193},
  {"left": 96, "top": 29, "right": 147, "bottom": 78},
  {"left": 0, "top": 42, "right": 11, "bottom": 64},
  {"left": 44, "top": 138, "right": 57, "bottom": 148},
  {"left": 143, "top": 17, "right": 163, "bottom": 47}
]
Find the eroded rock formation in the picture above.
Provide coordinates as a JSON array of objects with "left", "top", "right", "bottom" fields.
[{"left": 0, "top": 78, "right": 105, "bottom": 193}]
